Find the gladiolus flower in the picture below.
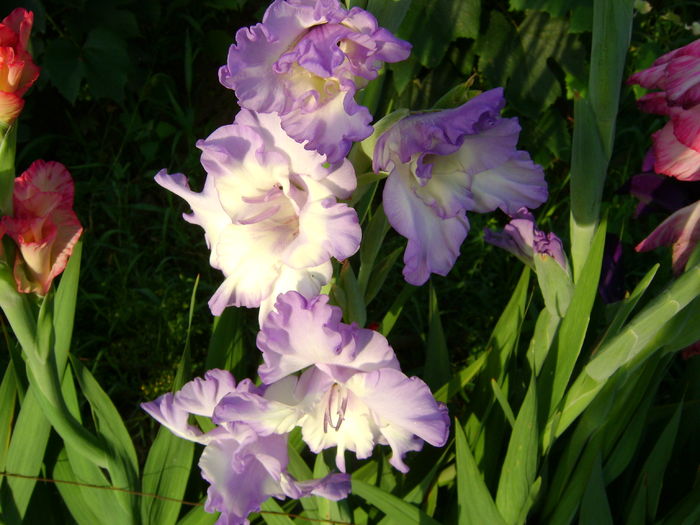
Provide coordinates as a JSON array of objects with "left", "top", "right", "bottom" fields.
[
  {"left": 214, "top": 291, "right": 450, "bottom": 473},
  {"left": 0, "top": 8, "right": 40, "bottom": 126},
  {"left": 484, "top": 207, "right": 568, "bottom": 271},
  {"left": 628, "top": 39, "right": 700, "bottom": 180},
  {"left": 156, "top": 110, "right": 361, "bottom": 320},
  {"left": 1, "top": 160, "right": 83, "bottom": 295},
  {"left": 635, "top": 199, "right": 700, "bottom": 275},
  {"left": 373, "top": 88, "right": 547, "bottom": 285},
  {"left": 219, "top": 0, "right": 411, "bottom": 164},
  {"left": 142, "top": 369, "right": 350, "bottom": 525}
]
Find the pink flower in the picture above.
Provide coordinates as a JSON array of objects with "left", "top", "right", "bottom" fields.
[
  {"left": 1, "top": 160, "right": 83, "bottom": 295},
  {"left": 0, "top": 8, "right": 40, "bottom": 126},
  {"left": 628, "top": 39, "right": 700, "bottom": 180},
  {"left": 635, "top": 199, "right": 700, "bottom": 275}
]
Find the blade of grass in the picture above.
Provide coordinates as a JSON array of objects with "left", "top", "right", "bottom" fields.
[{"left": 455, "top": 421, "right": 507, "bottom": 525}]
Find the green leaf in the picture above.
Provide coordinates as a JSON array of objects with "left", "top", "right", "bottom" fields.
[
  {"left": 140, "top": 427, "right": 194, "bottom": 525},
  {"left": 0, "top": 124, "right": 16, "bottom": 216},
  {"left": 206, "top": 307, "right": 247, "bottom": 378},
  {"left": 569, "top": 0, "right": 633, "bottom": 278},
  {"left": 496, "top": 379, "right": 538, "bottom": 525},
  {"left": 53, "top": 241, "right": 82, "bottom": 371},
  {"left": 177, "top": 502, "right": 218, "bottom": 525},
  {"left": 526, "top": 308, "right": 560, "bottom": 376},
  {"left": 83, "top": 27, "right": 130, "bottom": 103},
  {"left": 455, "top": 421, "right": 507, "bottom": 525},
  {"left": 313, "top": 453, "right": 350, "bottom": 523},
  {"left": 366, "top": 0, "right": 413, "bottom": 33},
  {"left": 476, "top": 11, "right": 580, "bottom": 118},
  {"left": 578, "top": 455, "right": 613, "bottom": 525},
  {"left": 1, "top": 387, "right": 52, "bottom": 520},
  {"left": 379, "top": 283, "right": 416, "bottom": 337},
  {"left": 60, "top": 365, "right": 130, "bottom": 523},
  {"left": 593, "top": 263, "right": 658, "bottom": 351},
  {"left": 397, "top": 0, "right": 480, "bottom": 68},
  {"left": 359, "top": 108, "right": 410, "bottom": 160},
  {"left": 533, "top": 254, "right": 573, "bottom": 317},
  {"left": 434, "top": 351, "right": 488, "bottom": 403},
  {"left": 51, "top": 448, "right": 104, "bottom": 525},
  {"left": 351, "top": 479, "right": 441, "bottom": 525},
  {"left": 69, "top": 356, "right": 139, "bottom": 518},
  {"left": 364, "top": 246, "right": 403, "bottom": 306},
  {"left": 260, "top": 498, "right": 294, "bottom": 525},
  {"left": 625, "top": 402, "right": 683, "bottom": 523},
  {"left": 0, "top": 363, "right": 17, "bottom": 473},
  {"left": 540, "top": 218, "right": 606, "bottom": 418},
  {"left": 586, "top": 264, "right": 700, "bottom": 382},
  {"left": 44, "top": 38, "right": 86, "bottom": 103},
  {"left": 490, "top": 379, "right": 515, "bottom": 428},
  {"left": 333, "top": 261, "right": 366, "bottom": 326},
  {"left": 357, "top": 205, "right": 391, "bottom": 298},
  {"left": 424, "top": 282, "right": 451, "bottom": 391}
]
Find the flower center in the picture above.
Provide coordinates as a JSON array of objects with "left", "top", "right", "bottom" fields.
[{"left": 323, "top": 383, "right": 349, "bottom": 433}]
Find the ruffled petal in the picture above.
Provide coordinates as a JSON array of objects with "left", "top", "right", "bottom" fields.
[
  {"left": 651, "top": 120, "right": 700, "bottom": 181},
  {"left": 345, "top": 368, "right": 449, "bottom": 473},
  {"left": 671, "top": 105, "right": 700, "bottom": 152},
  {"left": 466, "top": 151, "right": 548, "bottom": 214},
  {"left": 383, "top": 164, "right": 469, "bottom": 285},
  {"left": 636, "top": 200, "right": 700, "bottom": 274}
]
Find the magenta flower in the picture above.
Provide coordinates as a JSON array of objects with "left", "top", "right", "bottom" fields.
[
  {"left": 484, "top": 208, "right": 568, "bottom": 271},
  {"left": 635, "top": 199, "right": 700, "bottom": 275},
  {"left": 373, "top": 88, "right": 547, "bottom": 285},
  {"left": 156, "top": 109, "right": 360, "bottom": 320},
  {"left": 142, "top": 369, "right": 350, "bottom": 525},
  {"left": 628, "top": 39, "right": 700, "bottom": 180},
  {"left": 219, "top": 0, "right": 411, "bottom": 164},
  {"left": 214, "top": 291, "right": 450, "bottom": 473},
  {"left": 1, "top": 160, "right": 83, "bottom": 295}
]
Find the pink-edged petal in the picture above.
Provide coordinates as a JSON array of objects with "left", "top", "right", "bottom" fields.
[
  {"left": 671, "top": 105, "right": 700, "bottom": 152},
  {"left": 466, "top": 151, "right": 548, "bottom": 214},
  {"left": 13, "top": 160, "right": 74, "bottom": 211},
  {"left": 652, "top": 121, "right": 700, "bottom": 181},
  {"left": 636, "top": 200, "right": 700, "bottom": 274},
  {"left": 383, "top": 164, "right": 469, "bottom": 285},
  {"left": 637, "top": 91, "right": 670, "bottom": 116},
  {"left": 664, "top": 54, "right": 700, "bottom": 107},
  {"left": 627, "top": 62, "right": 668, "bottom": 90},
  {"left": 345, "top": 368, "right": 449, "bottom": 473}
]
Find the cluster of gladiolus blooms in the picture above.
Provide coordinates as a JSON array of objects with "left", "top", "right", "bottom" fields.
[
  {"left": 0, "top": 8, "right": 39, "bottom": 126},
  {"left": 0, "top": 160, "right": 83, "bottom": 295},
  {"left": 628, "top": 39, "right": 700, "bottom": 275},
  {"left": 147, "top": 0, "right": 561, "bottom": 523}
]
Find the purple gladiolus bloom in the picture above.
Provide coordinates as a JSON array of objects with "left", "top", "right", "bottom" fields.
[
  {"left": 213, "top": 291, "right": 450, "bottom": 473},
  {"left": 484, "top": 208, "right": 568, "bottom": 271},
  {"left": 219, "top": 0, "right": 411, "bottom": 164},
  {"left": 374, "top": 88, "right": 548, "bottom": 285},
  {"left": 142, "top": 369, "right": 350, "bottom": 525},
  {"left": 155, "top": 109, "right": 361, "bottom": 321}
]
